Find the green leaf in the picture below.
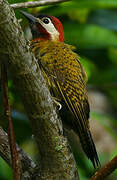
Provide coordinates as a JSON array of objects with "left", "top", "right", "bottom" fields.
[
  {"left": 64, "top": 24, "right": 117, "bottom": 48},
  {"left": 107, "top": 89, "right": 117, "bottom": 109},
  {"left": 0, "top": 158, "right": 12, "bottom": 180},
  {"left": 37, "top": 0, "right": 117, "bottom": 16},
  {"left": 108, "top": 47, "right": 117, "bottom": 65},
  {"left": 80, "top": 57, "right": 97, "bottom": 79},
  {"left": 73, "top": 0, "right": 117, "bottom": 9},
  {"left": 95, "top": 68, "right": 117, "bottom": 84},
  {"left": 68, "top": 9, "right": 90, "bottom": 24}
]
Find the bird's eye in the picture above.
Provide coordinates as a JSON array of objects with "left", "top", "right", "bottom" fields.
[{"left": 42, "top": 18, "right": 50, "bottom": 24}]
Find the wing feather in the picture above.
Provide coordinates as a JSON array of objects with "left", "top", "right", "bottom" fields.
[
  {"left": 56, "top": 80, "right": 100, "bottom": 168},
  {"left": 56, "top": 80, "right": 88, "bottom": 131}
]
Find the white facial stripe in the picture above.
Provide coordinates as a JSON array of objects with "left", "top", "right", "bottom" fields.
[{"left": 37, "top": 18, "right": 59, "bottom": 41}]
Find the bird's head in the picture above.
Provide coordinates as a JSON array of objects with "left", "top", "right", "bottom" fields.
[{"left": 20, "top": 11, "right": 64, "bottom": 42}]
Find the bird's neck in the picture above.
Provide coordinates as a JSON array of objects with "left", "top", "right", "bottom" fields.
[
  {"left": 32, "top": 32, "right": 64, "bottom": 42},
  {"left": 31, "top": 37, "right": 63, "bottom": 43},
  {"left": 32, "top": 37, "right": 48, "bottom": 42}
]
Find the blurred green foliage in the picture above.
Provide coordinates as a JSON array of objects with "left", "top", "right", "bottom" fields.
[{"left": 0, "top": 0, "right": 117, "bottom": 179}]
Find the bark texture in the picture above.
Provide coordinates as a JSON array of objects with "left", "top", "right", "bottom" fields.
[
  {"left": 0, "top": 0, "right": 79, "bottom": 179},
  {"left": 10, "top": 0, "right": 70, "bottom": 9},
  {"left": 0, "top": 126, "right": 38, "bottom": 179}
]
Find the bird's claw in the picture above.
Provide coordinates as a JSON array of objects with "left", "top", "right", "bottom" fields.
[{"left": 53, "top": 98, "right": 62, "bottom": 110}]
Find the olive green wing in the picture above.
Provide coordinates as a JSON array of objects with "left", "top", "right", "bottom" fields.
[
  {"left": 55, "top": 74, "right": 99, "bottom": 168},
  {"left": 52, "top": 58, "right": 99, "bottom": 168},
  {"left": 56, "top": 76, "right": 89, "bottom": 130}
]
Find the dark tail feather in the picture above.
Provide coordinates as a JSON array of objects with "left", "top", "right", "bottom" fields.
[{"left": 78, "top": 128, "right": 100, "bottom": 168}]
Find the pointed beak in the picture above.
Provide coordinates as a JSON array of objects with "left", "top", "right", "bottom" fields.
[{"left": 20, "top": 10, "right": 38, "bottom": 23}]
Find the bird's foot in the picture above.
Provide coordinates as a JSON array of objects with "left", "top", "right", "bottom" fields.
[{"left": 53, "top": 97, "right": 62, "bottom": 110}]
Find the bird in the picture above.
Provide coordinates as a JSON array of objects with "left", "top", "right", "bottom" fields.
[{"left": 20, "top": 10, "right": 100, "bottom": 168}]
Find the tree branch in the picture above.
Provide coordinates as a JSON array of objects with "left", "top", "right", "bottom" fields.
[
  {"left": 0, "top": 0, "right": 79, "bottom": 179},
  {"left": 10, "top": 0, "right": 70, "bottom": 9},
  {"left": 1, "top": 63, "right": 20, "bottom": 179},
  {"left": 0, "top": 126, "right": 38, "bottom": 179},
  {"left": 90, "top": 156, "right": 117, "bottom": 180}
]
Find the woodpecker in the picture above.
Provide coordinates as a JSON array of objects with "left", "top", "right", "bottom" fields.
[{"left": 20, "top": 11, "right": 100, "bottom": 168}]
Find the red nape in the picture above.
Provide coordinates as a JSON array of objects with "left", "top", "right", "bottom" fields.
[{"left": 51, "top": 16, "right": 64, "bottom": 42}]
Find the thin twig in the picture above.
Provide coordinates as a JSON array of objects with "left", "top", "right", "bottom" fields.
[
  {"left": 1, "top": 64, "right": 20, "bottom": 180},
  {"left": 90, "top": 156, "right": 117, "bottom": 180},
  {"left": 10, "top": 0, "right": 70, "bottom": 9}
]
